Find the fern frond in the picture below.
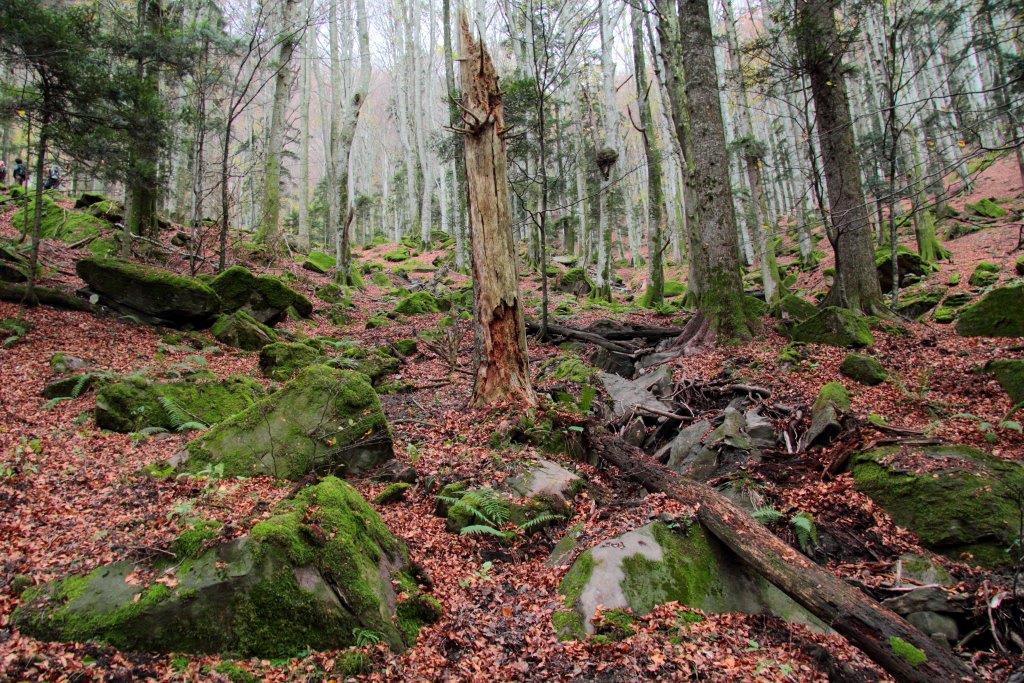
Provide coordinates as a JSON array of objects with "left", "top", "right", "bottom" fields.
[
  {"left": 139, "top": 426, "right": 169, "bottom": 436},
  {"left": 43, "top": 396, "right": 71, "bottom": 410},
  {"left": 71, "top": 373, "right": 92, "bottom": 398},
  {"left": 459, "top": 524, "right": 512, "bottom": 539},
  {"left": 435, "top": 494, "right": 463, "bottom": 507},
  {"left": 158, "top": 395, "right": 193, "bottom": 429},
  {"left": 790, "top": 513, "right": 818, "bottom": 553},
  {"left": 519, "top": 512, "right": 563, "bottom": 532},
  {"left": 176, "top": 421, "right": 208, "bottom": 432},
  {"left": 752, "top": 506, "right": 784, "bottom": 526}
]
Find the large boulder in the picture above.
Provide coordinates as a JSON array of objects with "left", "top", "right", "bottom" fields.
[
  {"left": 76, "top": 258, "right": 222, "bottom": 327},
  {"left": 552, "top": 521, "right": 821, "bottom": 639},
  {"left": 955, "top": 283, "right": 1024, "bottom": 337},
  {"left": 301, "top": 250, "right": 335, "bottom": 274},
  {"left": 14, "top": 195, "right": 109, "bottom": 243},
  {"left": 876, "top": 247, "right": 928, "bottom": 291},
  {"left": 984, "top": 359, "right": 1024, "bottom": 406},
  {"left": 210, "top": 265, "right": 313, "bottom": 326},
  {"left": 894, "top": 286, "right": 943, "bottom": 319},
  {"left": 259, "top": 341, "right": 323, "bottom": 382},
  {"left": 95, "top": 375, "right": 264, "bottom": 432},
  {"left": 839, "top": 353, "right": 887, "bottom": 386},
  {"left": 556, "top": 267, "right": 592, "bottom": 296},
  {"left": 507, "top": 459, "right": 582, "bottom": 514},
  {"left": 12, "top": 477, "right": 439, "bottom": 656},
  {"left": 178, "top": 365, "right": 392, "bottom": 480},
  {"left": 848, "top": 443, "right": 1024, "bottom": 567},
  {"left": 211, "top": 310, "right": 277, "bottom": 350},
  {"left": 788, "top": 306, "right": 874, "bottom": 348}
]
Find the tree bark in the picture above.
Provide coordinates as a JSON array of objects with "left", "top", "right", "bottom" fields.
[
  {"left": 795, "top": 0, "right": 884, "bottom": 314},
  {"left": 256, "top": 0, "right": 299, "bottom": 251},
  {"left": 582, "top": 422, "right": 974, "bottom": 683},
  {"left": 458, "top": 14, "right": 536, "bottom": 409}
]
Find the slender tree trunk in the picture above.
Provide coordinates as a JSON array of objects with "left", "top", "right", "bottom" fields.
[
  {"left": 443, "top": 0, "right": 468, "bottom": 270},
  {"left": 297, "top": 0, "right": 312, "bottom": 253},
  {"left": 796, "top": 0, "right": 884, "bottom": 315},
  {"left": 659, "top": 0, "right": 754, "bottom": 349},
  {"left": 632, "top": 6, "right": 665, "bottom": 308},
  {"left": 594, "top": 0, "right": 616, "bottom": 302},
  {"left": 458, "top": 14, "right": 535, "bottom": 408},
  {"left": 24, "top": 106, "right": 49, "bottom": 307},
  {"left": 256, "top": 0, "right": 299, "bottom": 251}
]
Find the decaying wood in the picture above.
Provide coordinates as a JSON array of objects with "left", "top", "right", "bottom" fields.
[
  {"left": 582, "top": 420, "right": 974, "bottom": 682},
  {"left": 459, "top": 14, "right": 535, "bottom": 408},
  {"left": 526, "top": 319, "right": 634, "bottom": 354},
  {"left": 0, "top": 282, "right": 95, "bottom": 312}
]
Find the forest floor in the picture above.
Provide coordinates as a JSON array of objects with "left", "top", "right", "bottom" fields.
[{"left": 0, "top": 156, "right": 1023, "bottom": 681}]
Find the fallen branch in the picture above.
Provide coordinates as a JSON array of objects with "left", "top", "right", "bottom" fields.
[
  {"left": 581, "top": 420, "right": 974, "bottom": 682},
  {"left": 526, "top": 320, "right": 633, "bottom": 354},
  {"left": 0, "top": 282, "right": 96, "bottom": 312}
]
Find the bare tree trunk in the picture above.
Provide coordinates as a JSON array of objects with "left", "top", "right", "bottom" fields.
[
  {"left": 458, "top": 14, "right": 535, "bottom": 409},
  {"left": 256, "top": 0, "right": 299, "bottom": 251},
  {"left": 594, "top": 0, "right": 616, "bottom": 302},
  {"left": 796, "top": 0, "right": 884, "bottom": 315},
  {"left": 443, "top": 0, "right": 468, "bottom": 270},
  {"left": 296, "top": 0, "right": 312, "bottom": 253}
]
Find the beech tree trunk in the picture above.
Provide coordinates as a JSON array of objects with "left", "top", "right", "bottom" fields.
[
  {"left": 458, "top": 14, "right": 535, "bottom": 408},
  {"left": 256, "top": 0, "right": 299, "bottom": 251},
  {"left": 582, "top": 422, "right": 974, "bottom": 683},
  {"left": 795, "top": 0, "right": 884, "bottom": 314}
]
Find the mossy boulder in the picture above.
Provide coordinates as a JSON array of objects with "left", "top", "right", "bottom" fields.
[
  {"left": 258, "top": 342, "right": 323, "bottom": 382},
  {"left": 210, "top": 266, "right": 312, "bottom": 326},
  {"left": 315, "top": 282, "right": 347, "bottom": 304},
  {"left": 942, "top": 291, "right": 973, "bottom": 309},
  {"left": 968, "top": 261, "right": 1001, "bottom": 288},
  {"left": 772, "top": 293, "right": 817, "bottom": 322},
  {"left": 12, "top": 477, "right": 438, "bottom": 656},
  {"left": 895, "top": 286, "right": 943, "bottom": 319},
  {"left": 74, "top": 191, "right": 108, "bottom": 209},
  {"left": 552, "top": 522, "right": 820, "bottom": 639},
  {"left": 338, "top": 347, "right": 400, "bottom": 384},
  {"left": 985, "top": 359, "right": 1024, "bottom": 406},
  {"left": 0, "top": 242, "right": 30, "bottom": 282},
  {"left": 180, "top": 365, "right": 392, "bottom": 480},
  {"left": 556, "top": 267, "right": 592, "bottom": 296},
  {"left": 95, "top": 375, "right": 264, "bottom": 433},
  {"left": 849, "top": 444, "right": 1024, "bottom": 567},
  {"left": 13, "top": 194, "right": 109, "bottom": 243},
  {"left": 394, "top": 292, "right": 440, "bottom": 316},
  {"left": 839, "top": 354, "right": 887, "bottom": 386},
  {"left": 965, "top": 197, "right": 1006, "bottom": 219},
  {"left": 788, "top": 306, "right": 874, "bottom": 348},
  {"left": 933, "top": 306, "right": 957, "bottom": 324},
  {"left": 955, "top": 282, "right": 1024, "bottom": 337},
  {"left": 382, "top": 247, "right": 409, "bottom": 262},
  {"left": 212, "top": 311, "right": 277, "bottom": 351},
  {"left": 875, "top": 247, "right": 928, "bottom": 291},
  {"left": 663, "top": 280, "right": 686, "bottom": 298},
  {"left": 391, "top": 338, "right": 418, "bottom": 357},
  {"left": 302, "top": 250, "right": 335, "bottom": 274},
  {"left": 76, "top": 257, "right": 222, "bottom": 327}
]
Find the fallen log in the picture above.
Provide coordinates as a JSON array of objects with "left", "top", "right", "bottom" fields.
[
  {"left": 582, "top": 420, "right": 974, "bottom": 682},
  {"left": 0, "top": 281, "right": 95, "bottom": 312},
  {"left": 584, "top": 323, "right": 684, "bottom": 341},
  {"left": 526, "top": 320, "right": 634, "bottom": 354}
]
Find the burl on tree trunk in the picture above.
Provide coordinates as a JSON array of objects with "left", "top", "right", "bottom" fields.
[
  {"left": 582, "top": 421, "right": 973, "bottom": 683},
  {"left": 457, "top": 14, "right": 535, "bottom": 408}
]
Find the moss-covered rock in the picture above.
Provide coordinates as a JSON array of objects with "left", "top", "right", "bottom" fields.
[
  {"left": 813, "top": 381, "right": 851, "bottom": 412},
  {"left": 12, "top": 477, "right": 438, "bottom": 656},
  {"left": 394, "top": 292, "right": 440, "bottom": 316},
  {"left": 13, "top": 194, "right": 109, "bottom": 243},
  {"left": 788, "top": 306, "right": 874, "bottom": 348},
  {"left": 895, "top": 286, "right": 944, "bottom": 319},
  {"left": 839, "top": 354, "right": 887, "bottom": 386},
  {"left": 258, "top": 342, "right": 322, "bottom": 382},
  {"left": 553, "top": 522, "right": 820, "bottom": 638},
  {"left": 302, "top": 250, "right": 335, "bottom": 274},
  {"left": 382, "top": 247, "right": 409, "bottom": 262},
  {"left": 95, "top": 375, "right": 264, "bottom": 433},
  {"left": 848, "top": 444, "right": 1024, "bottom": 567},
  {"left": 876, "top": 247, "right": 928, "bottom": 291},
  {"left": 663, "top": 280, "right": 686, "bottom": 298},
  {"left": 968, "top": 261, "right": 1000, "bottom": 288},
  {"left": 210, "top": 266, "right": 312, "bottom": 325},
  {"left": 181, "top": 365, "right": 392, "bottom": 479},
  {"left": 74, "top": 191, "right": 108, "bottom": 209},
  {"left": 556, "top": 267, "right": 592, "bottom": 296},
  {"left": 933, "top": 306, "right": 957, "bottom": 324},
  {"left": 314, "top": 282, "right": 347, "bottom": 304},
  {"left": 955, "top": 283, "right": 1024, "bottom": 337},
  {"left": 965, "top": 197, "right": 1006, "bottom": 219},
  {"left": 212, "top": 311, "right": 277, "bottom": 351},
  {"left": 374, "top": 483, "right": 412, "bottom": 504},
  {"left": 76, "top": 257, "right": 222, "bottom": 327},
  {"left": 0, "top": 241, "right": 30, "bottom": 282},
  {"left": 985, "top": 359, "right": 1024, "bottom": 406},
  {"left": 772, "top": 293, "right": 817, "bottom": 322},
  {"left": 391, "top": 338, "right": 418, "bottom": 357},
  {"left": 942, "top": 291, "right": 973, "bottom": 308}
]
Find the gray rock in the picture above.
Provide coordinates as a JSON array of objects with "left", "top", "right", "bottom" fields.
[
  {"left": 897, "top": 553, "right": 953, "bottom": 587},
  {"left": 508, "top": 459, "right": 581, "bottom": 513},
  {"left": 553, "top": 522, "right": 824, "bottom": 639},
  {"left": 664, "top": 420, "right": 711, "bottom": 469},
  {"left": 907, "top": 611, "right": 959, "bottom": 645},
  {"left": 598, "top": 371, "right": 671, "bottom": 418}
]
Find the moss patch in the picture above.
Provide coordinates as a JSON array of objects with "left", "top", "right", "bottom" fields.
[
  {"left": 839, "top": 354, "right": 886, "bottom": 386},
  {"left": 394, "top": 292, "right": 440, "bottom": 316},
  {"left": 258, "top": 341, "right": 322, "bottom": 382},
  {"left": 95, "top": 375, "right": 263, "bottom": 432},
  {"left": 956, "top": 283, "right": 1024, "bottom": 337},
  {"left": 302, "top": 250, "right": 335, "bottom": 274},
  {"left": 888, "top": 636, "right": 927, "bottom": 667},
  {"left": 788, "top": 306, "right": 874, "bottom": 348}
]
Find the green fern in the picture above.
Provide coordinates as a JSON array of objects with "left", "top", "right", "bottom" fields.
[
  {"left": 352, "top": 628, "right": 382, "bottom": 647},
  {"left": 70, "top": 373, "right": 92, "bottom": 398},
  {"left": 43, "top": 396, "right": 71, "bottom": 410},
  {"left": 460, "top": 525, "right": 514, "bottom": 539},
  {"left": 519, "top": 511, "right": 563, "bottom": 533},
  {"left": 451, "top": 488, "right": 510, "bottom": 528},
  {"left": 790, "top": 512, "right": 818, "bottom": 553},
  {"left": 158, "top": 395, "right": 195, "bottom": 430},
  {"left": 752, "top": 506, "right": 784, "bottom": 525},
  {"left": 176, "top": 421, "right": 207, "bottom": 432}
]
